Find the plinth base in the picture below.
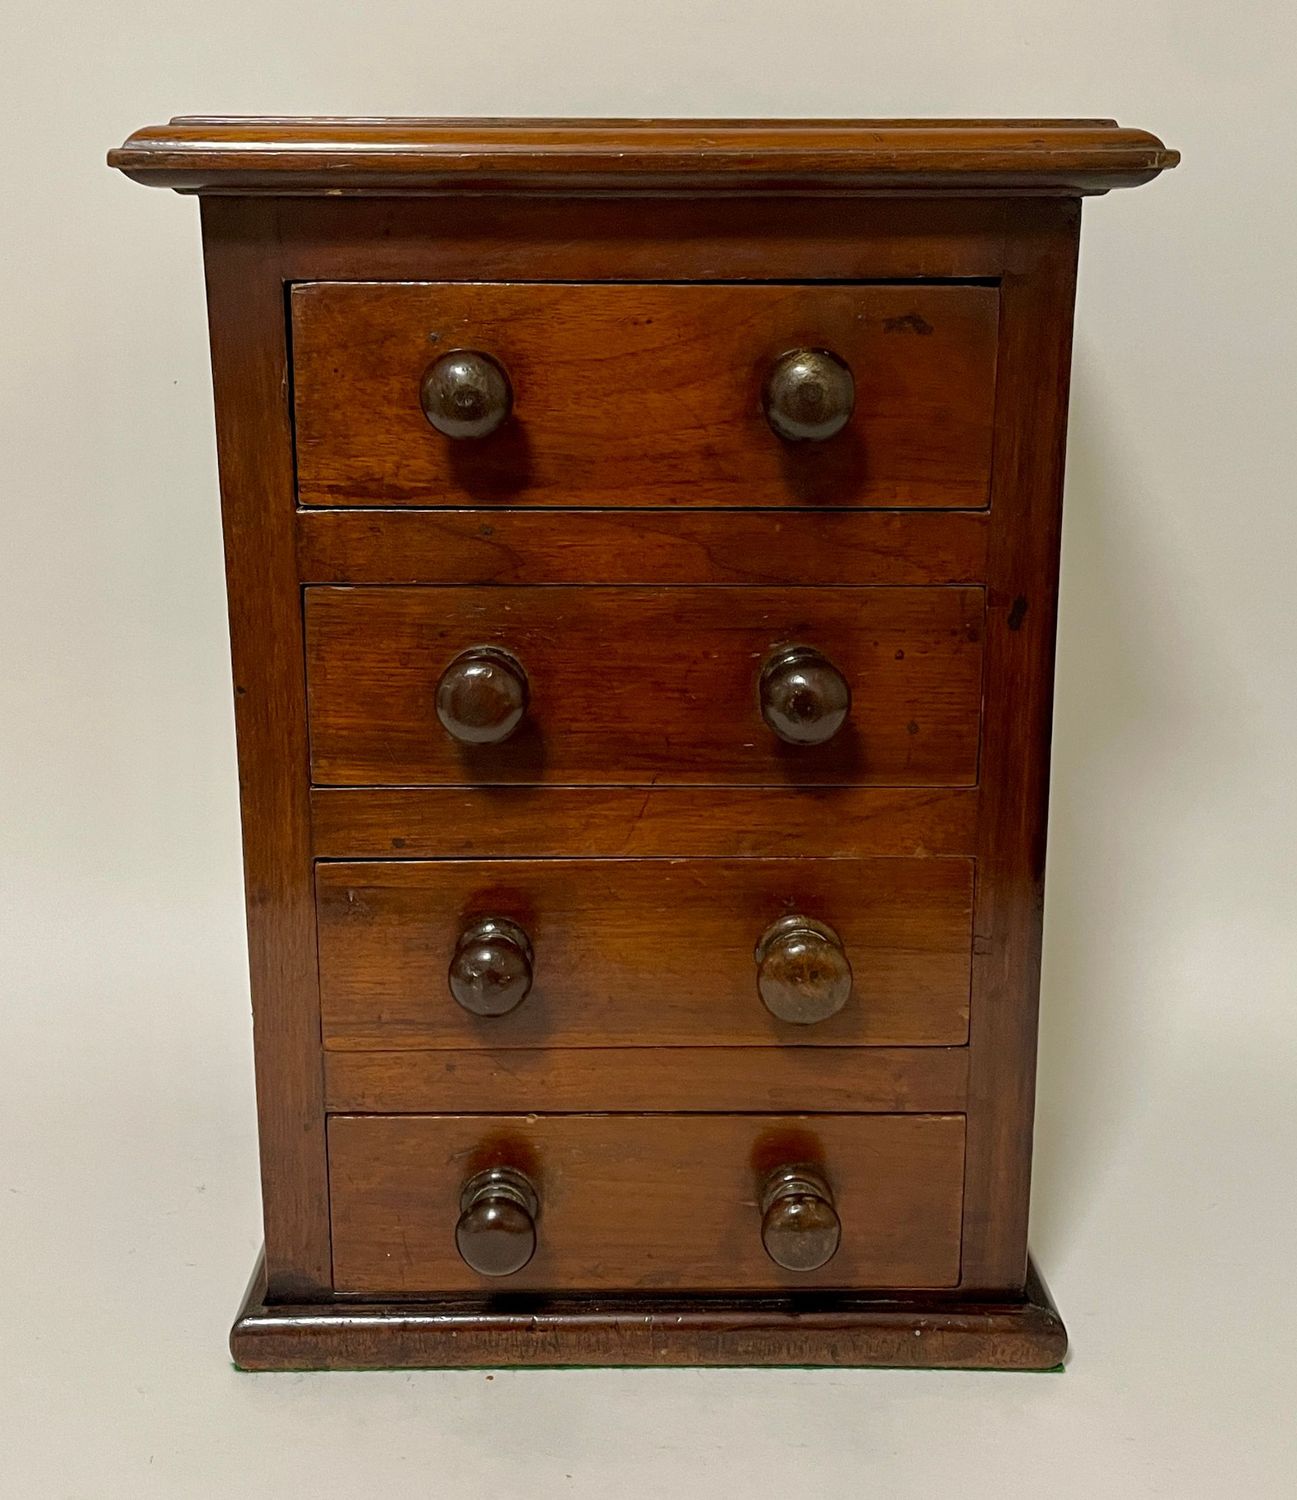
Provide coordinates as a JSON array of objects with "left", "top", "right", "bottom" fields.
[{"left": 231, "top": 1255, "right": 1066, "bottom": 1371}]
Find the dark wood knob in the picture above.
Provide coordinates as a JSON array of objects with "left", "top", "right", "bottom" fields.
[
  {"left": 760, "top": 1164, "right": 841, "bottom": 1271},
  {"left": 756, "top": 915, "right": 853, "bottom": 1024},
  {"left": 448, "top": 917, "right": 534, "bottom": 1017},
  {"left": 759, "top": 645, "right": 851, "bottom": 746},
  {"left": 455, "top": 1167, "right": 539, "bottom": 1277},
  {"left": 420, "top": 349, "right": 513, "bottom": 439},
  {"left": 763, "top": 348, "right": 855, "bottom": 442},
  {"left": 435, "top": 646, "right": 529, "bottom": 745}
]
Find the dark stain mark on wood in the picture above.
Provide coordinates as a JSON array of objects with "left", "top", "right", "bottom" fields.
[
  {"left": 1007, "top": 595, "right": 1028, "bottom": 631},
  {"left": 882, "top": 311, "right": 934, "bottom": 336}
]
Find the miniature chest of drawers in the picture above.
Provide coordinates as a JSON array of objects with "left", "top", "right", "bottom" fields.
[{"left": 110, "top": 117, "right": 1177, "bottom": 1370}]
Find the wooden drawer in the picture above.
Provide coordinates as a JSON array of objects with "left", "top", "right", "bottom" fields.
[
  {"left": 328, "top": 1113, "right": 966, "bottom": 1293},
  {"left": 317, "top": 857, "right": 972, "bottom": 1048},
  {"left": 291, "top": 282, "right": 998, "bottom": 509},
  {"left": 304, "top": 585, "right": 984, "bottom": 787}
]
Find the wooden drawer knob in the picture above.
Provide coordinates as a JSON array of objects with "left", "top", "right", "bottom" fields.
[
  {"left": 763, "top": 348, "right": 855, "bottom": 442},
  {"left": 455, "top": 1166, "right": 539, "bottom": 1277},
  {"left": 448, "top": 917, "right": 534, "bottom": 1017},
  {"left": 420, "top": 349, "right": 513, "bottom": 439},
  {"left": 435, "top": 646, "right": 529, "bottom": 745},
  {"left": 759, "top": 645, "right": 851, "bottom": 746},
  {"left": 756, "top": 915, "right": 853, "bottom": 1024},
  {"left": 760, "top": 1164, "right": 841, "bottom": 1271}
]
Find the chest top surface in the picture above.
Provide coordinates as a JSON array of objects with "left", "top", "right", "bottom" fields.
[{"left": 109, "top": 115, "right": 1177, "bottom": 195}]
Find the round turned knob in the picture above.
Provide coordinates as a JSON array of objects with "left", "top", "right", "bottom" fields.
[
  {"left": 448, "top": 917, "right": 534, "bottom": 1017},
  {"left": 761, "top": 1164, "right": 841, "bottom": 1271},
  {"left": 759, "top": 645, "right": 851, "bottom": 746},
  {"left": 435, "top": 646, "right": 529, "bottom": 745},
  {"left": 763, "top": 348, "right": 855, "bottom": 442},
  {"left": 455, "top": 1167, "right": 539, "bottom": 1277},
  {"left": 756, "top": 915, "right": 853, "bottom": 1024},
  {"left": 420, "top": 349, "right": 513, "bottom": 439}
]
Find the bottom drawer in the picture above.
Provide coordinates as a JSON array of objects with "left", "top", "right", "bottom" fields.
[{"left": 329, "top": 1113, "right": 965, "bottom": 1294}]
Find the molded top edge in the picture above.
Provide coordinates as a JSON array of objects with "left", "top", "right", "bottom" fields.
[{"left": 108, "top": 116, "right": 1179, "bottom": 196}]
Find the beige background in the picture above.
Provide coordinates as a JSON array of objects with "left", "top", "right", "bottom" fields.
[{"left": 3, "top": 2, "right": 1295, "bottom": 1496}]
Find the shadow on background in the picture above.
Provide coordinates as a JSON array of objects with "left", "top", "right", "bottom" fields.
[{"left": 1028, "top": 348, "right": 1234, "bottom": 1268}]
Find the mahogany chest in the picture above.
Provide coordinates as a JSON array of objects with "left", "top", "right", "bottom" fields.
[{"left": 109, "top": 117, "right": 1176, "bottom": 1370}]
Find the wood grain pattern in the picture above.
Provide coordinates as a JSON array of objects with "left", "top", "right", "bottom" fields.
[
  {"left": 316, "top": 857, "right": 972, "bottom": 1050},
  {"left": 231, "top": 1252, "right": 1067, "bottom": 1370},
  {"left": 322, "top": 1045, "right": 969, "bottom": 1114},
  {"left": 295, "top": 507, "right": 990, "bottom": 587},
  {"left": 304, "top": 585, "right": 985, "bottom": 788},
  {"left": 292, "top": 282, "right": 998, "bottom": 509},
  {"left": 200, "top": 199, "right": 331, "bottom": 1298},
  {"left": 962, "top": 200, "right": 1080, "bottom": 1293},
  {"left": 310, "top": 785, "right": 977, "bottom": 860},
  {"left": 110, "top": 116, "right": 1177, "bottom": 196},
  {"left": 106, "top": 112, "right": 1181, "bottom": 1366},
  {"left": 328, "top": 1113, "right": 966, "bottom": 1293},
  {"left": 235, "top": 196, "right": 1019, "bottom": 284}
]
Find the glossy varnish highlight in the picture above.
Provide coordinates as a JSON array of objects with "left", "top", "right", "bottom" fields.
[
  {"left": 304, "top": 584, "right": 985, "bottom": 787},
  {"left": 315, "top": 857, "right": 974, "bottom": 1049},
  {"left": 110, "top": 116, "right": 1177, "bottom": 195},
  {"left": 328, "top": 1113, "right": 967, "bottom": 1294},
  {"left": 291, "top": 281, "right": 999, "bottom": 508}
]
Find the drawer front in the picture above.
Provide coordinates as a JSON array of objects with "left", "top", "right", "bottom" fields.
[
  {"left": 317, "top": 858, "right": 972, "bottom": 1048},
  {"left": 304, "top": 585, "right": 984, "bottom": 787},
  {"left": 291, "top": 282, "right": 998, "bottom": 509},
  {"left": 328, "top": 1113, "right": 966, "bottom": 1293}
]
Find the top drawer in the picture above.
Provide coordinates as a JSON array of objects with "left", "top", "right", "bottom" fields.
[{"left": 291, "top": 282, "right": 999, "bottom": 509}]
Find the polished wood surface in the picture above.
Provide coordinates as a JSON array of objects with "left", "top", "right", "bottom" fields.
[
  {"left": 433, "top": 646, "right": 529, "bottom": 746},
  {"left": 419, "top": 349, "right": 513, "bottom": 439},
  {"left": 296, "top": 507, "right": 990, "bottom": 587},
  {"left": 760, "top": 1165, "right": 841, "bottom": 1271},
  {"left": 759, "top": 645, "right": 853, "bottom": 747},
  {"left": 310, "top": 786, "right": 979, "bottom": 860},
  {"left": 231, "top": 1253, "right": 1067, "bottom": 1370},
  {"left": 755, "top": 915, "right": 854, "bottom": 1024},
  {"left": 216, "top": 195, "right": 1018, "bottom": 283},
  {"left": 447, "top": 916, "right": 534, "bottom": 1017},
  {"left": 199, "top": 199, "right": 331, "bottom": 1299},
  {"left": 763, "top": 348, "right": 855, "bottom": 442},
  {"left": 328, "top": 1113, "right": 965, "bottom": 1293},
  {"left": 454, "top": 1167, "right": 539, "bottom": 1277},
  {"left": 322, "top": 1045, "right": 970, "bottom": 1115},
  {"left": 291, "top": 282, "right": 998, "bottom": 508},
  {"left": 316, "top": 857, "right": 973, "bottom": 1049},
  {"left": 111, "top": 112, "right": 1177, "bottom": 1368},
  {"left": 111, "top": 117, "right": 1177, "bottom": 196},
  {"left": 304, "top": 585, "right": 984, "bottom": 787},
  {"left": 960, "top": 200, "right": 1080, "bottom": 1292}
]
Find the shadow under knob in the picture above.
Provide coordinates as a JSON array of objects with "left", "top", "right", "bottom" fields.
[
  {"left": 435, "top": 646, "right": 529, "bottom": 745},
  {"left": 420, "top": 349, "right": 513, "bottom": 439},
  {"left": 760, "top": 1164, "right": 841, "bottom": 1271},
  {"left": 763, "top": 348, "right": 855, "bottom": 442},
  {"left": 756, "top": 914, "right": 853, "bottom": 1024},
  {"left": 449, "top": 917, "right": 534, "bottom": 1017},
  {"left": 455, "top": 1166, "right": 539, "bottom": 1277},
  {"left": 759, "top": 644, "right": 851, "bottom": 747}
]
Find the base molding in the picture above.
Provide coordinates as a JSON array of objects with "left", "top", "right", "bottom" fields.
[{"left": 230, "top": 1255, "right": 1066, "bottom": 1371}]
